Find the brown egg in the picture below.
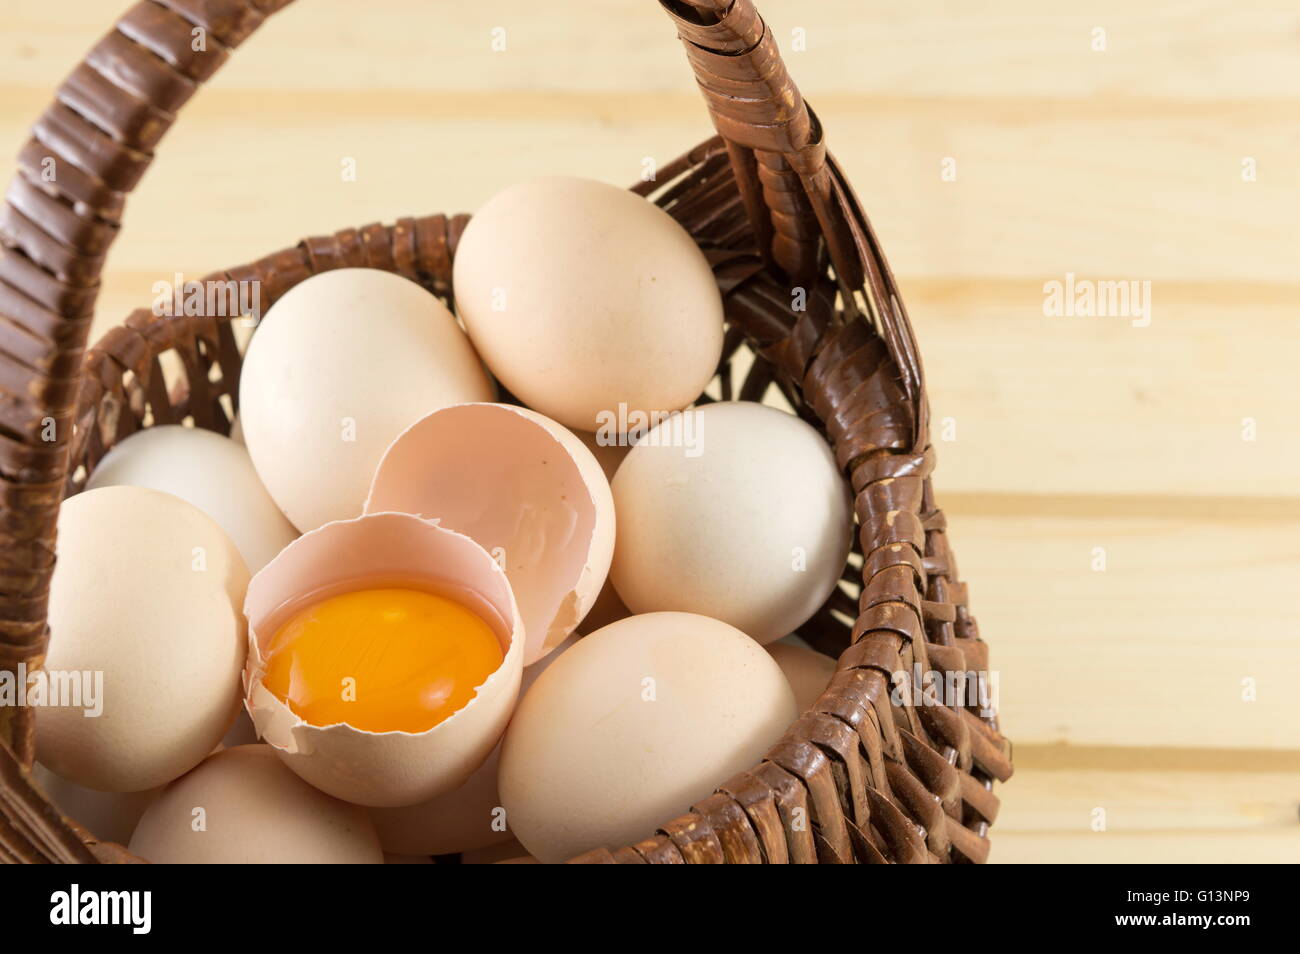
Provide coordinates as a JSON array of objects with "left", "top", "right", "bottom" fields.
[
  {"left": 129, "top": 746, "right": 382, "bottom": 863},
  {"left": 36, "top": 486, "right": 248, "bottom": 793},
  {"left": 453, "top": 177, "right": 724, "bottom": 433},
  {"left": 500, "top": 612, "right": 796, "bottom": 863}
]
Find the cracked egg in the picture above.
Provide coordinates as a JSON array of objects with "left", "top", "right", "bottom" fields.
[
  {"left": 243, "top": 511, "right": 523, "bottom": 808},
  {"left": 366, "top": 403, "right": 614, "bottom": 665}
]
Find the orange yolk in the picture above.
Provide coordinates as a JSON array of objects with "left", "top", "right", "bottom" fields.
[{"left": 262, "top": 587, "right": 503, "bottom": 733}]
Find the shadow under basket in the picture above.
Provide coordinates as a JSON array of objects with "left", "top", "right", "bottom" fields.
[{"left": 0, "top": 0, "right": 1012, "bottom": 864}]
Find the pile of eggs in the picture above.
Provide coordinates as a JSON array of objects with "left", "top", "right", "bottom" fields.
[{"left": 32, "top": 177, "right": 852, "bottom": 864}]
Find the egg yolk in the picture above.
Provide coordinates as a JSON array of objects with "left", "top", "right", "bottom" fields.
[{"left": 262, "top": 587, "right": 503, "bottom": 733}]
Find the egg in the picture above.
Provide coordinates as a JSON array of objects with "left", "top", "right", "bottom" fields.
[
  {"left": 367, "top": 403, "right": 614, "bottom": 665},
  {"left": 767, "top": 641, "right": 838, "bottom": 713},
  {"left": 85, "top": 424, "right": 297, "bottom": 574},
  {"left": 239, "top": 268, "right": 494, "bottom": 533},
  {"left": 499, "top": 612, "right": 796, "bottom": 863},
  {"left": 367, "top": 634, "right": 578, "bottom": 857},
  {"left": 30, "top": 763, "right": 158, "bottom": 846},
  {"left": 610, "top": 402, "right": 853, "bottom": 645},
  {"left": 244, "top": 511, "right": 524, "bottom": 807},
  {"left": 453, "top": 176, "right": 723, "bottom": 433},
  {"left": 35, "top": 486, "right": 248, "bottom": 792},
  {"left": 128, "top": 745, "right": 382, "bottom": 863}
]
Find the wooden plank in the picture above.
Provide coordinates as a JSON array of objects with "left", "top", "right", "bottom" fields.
[
  {"left": 5, "top": 1, "right": 1299, "bottom": 100},
  {"left": 0, "top": 66, "right": 1291, "bottom": 285},
  {"left": 1001, "top": 746, "right": 1300, "bottom": 831},
  {"left": 947, "top": 508, "right": 1300, "bottom": 750},
  {"left": 993, "top": 828, "right": 1300, "bottom": 864},
  {"left": 992, "top": 746, "right": 1300, "bottom": 862},
  {"left": 919, "top": 288, "right": 1300, "bottom": 499}
]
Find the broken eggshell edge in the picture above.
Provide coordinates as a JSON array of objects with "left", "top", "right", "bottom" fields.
[
  {"left": 242, "top": 510, "right": 524, "bottom": 808},
  {"left": 365, "top": 402, "right": 614, "bottom": 666}
]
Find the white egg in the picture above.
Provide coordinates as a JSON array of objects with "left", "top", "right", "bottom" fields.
[
  {"left": 239, "top": 268, "right": 494, "bottom": 532},
  {"left": 499, "top": 612, "right": 796, "bottom": 863},
  {"left": 36, "top": 486, "right": 248, "bottom": 792},
  {"left": 86, "top": 425, "right": 297, "bottom": 574},
  {"left": 453, "top": 176, "right": 723, "bottom": 433},
  {"left": 129, "top": 745, "right": 382, "bottom": 863},
  {"left": 610, "top": 401, "right": 853, "bottom": 645}
]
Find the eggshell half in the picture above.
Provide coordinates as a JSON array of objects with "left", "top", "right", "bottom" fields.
[
  {"left": 367, "top": 403, "right": 614, "bottom": 665},
  {"left": 244, "top": 512, "right": 524, "bottom": 807}
]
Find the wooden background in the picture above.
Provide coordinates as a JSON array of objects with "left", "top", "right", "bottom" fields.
[{"left": 2, "top": 1, "right": 1296, "bottom": 862}]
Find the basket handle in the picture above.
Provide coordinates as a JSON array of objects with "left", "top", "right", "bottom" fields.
[{"left": 0, "top": 0, "right": 923, "bottom": 762}]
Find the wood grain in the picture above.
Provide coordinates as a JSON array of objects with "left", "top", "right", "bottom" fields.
[{"left": 1, "top": 0, "right": 1294, "bottom": 863}]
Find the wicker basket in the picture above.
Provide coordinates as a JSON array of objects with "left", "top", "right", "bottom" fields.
[{"left": 0, "top": 0, "right": 1012, "bottom": 864}]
